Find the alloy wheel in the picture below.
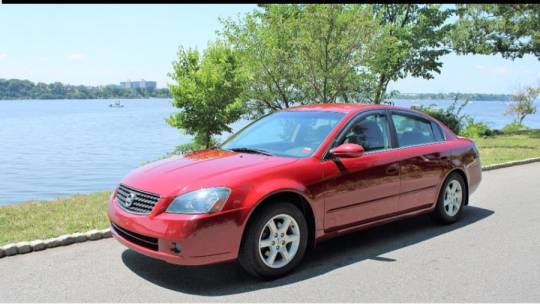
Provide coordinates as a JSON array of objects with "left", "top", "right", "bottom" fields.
[
  {"left": 443, "top": 180, "right": 463, "bottom": 217},
  {"left": 258, "top": 214, "right": 301, "bottom": 269}
]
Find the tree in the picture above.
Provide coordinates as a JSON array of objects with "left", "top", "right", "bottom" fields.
[
  {"left": 369, "top": 4, "right": 453, "bottom": 103},
  {"left": 506, "top": 86, "right": 539, "bottom": 125},
  {"left": 452, "top": 4, "right": 540, "bottom": 60},
  {"left": 293, "top": 5, "right": 379, "bottom": 104},
  {"left": 221, "top": 4, "right": 380, "bottom": 117},
  {"left": 167, "top": 42, "right": 247, "bottom": 149}
]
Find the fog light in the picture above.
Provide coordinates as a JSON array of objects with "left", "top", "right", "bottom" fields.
[{"left": 171, "top": 242, "right": 181, "bottom": 253}]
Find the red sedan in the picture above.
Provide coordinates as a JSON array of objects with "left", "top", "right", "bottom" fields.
[{"left": 108, "top": 103, "right": 482, "bottom": 279}]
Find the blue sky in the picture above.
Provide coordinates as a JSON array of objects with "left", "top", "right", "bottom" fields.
[{"left": 0, "top": 4, "right": 538, "bottom": 94}]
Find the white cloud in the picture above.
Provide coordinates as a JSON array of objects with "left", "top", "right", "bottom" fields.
[
  {"left": 67, "top": 53, "right": 87, "bottom": 61},
  {"left": 0, "top": 53, "right": 8, "bottom": 60}
]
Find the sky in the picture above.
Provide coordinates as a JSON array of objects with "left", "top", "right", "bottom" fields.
[{"left": 1, "top": 4, "right": 539, "bottom": 94}]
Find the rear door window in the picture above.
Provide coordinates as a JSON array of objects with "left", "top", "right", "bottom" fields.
[{"left": 391, "top": 113, "right": 437, "bottom": 147}]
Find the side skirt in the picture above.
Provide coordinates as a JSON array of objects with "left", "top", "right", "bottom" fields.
[{"left": 315, "top": 203, "right": 434, "bottom": 244}]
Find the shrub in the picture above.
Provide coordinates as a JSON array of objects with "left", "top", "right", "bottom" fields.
[
  {"left": 165, "top": 138, "right": 221, "bottom": 157},
  {"left": 461, "top": 118, "right": 493, "bottom": 137},
  {"left": 411, "top": 97, "right": 469, "bottom": 134},
  {"left": 502, "top": 122, "right": 530, "bottom": 133}
]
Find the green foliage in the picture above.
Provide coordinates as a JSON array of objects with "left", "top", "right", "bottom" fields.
[
  {"left": 411, "top": 97, "right": 469, "bottom": 134},
  {"left": 221, "top": 4, "right": 380, "bottom": 117},
  {"left": 502, "top": 122, "right": 530, "bottom": 133},
  {"left": 369, "top": 4, "right": 453, "bottom": 103},
  {"left": 461, "top": 118, "right": 494, "bottom": 138},
  {"left": 167, "top": 41, "right": 247, "bottom": 149},
  {"left": 0, "top": 79, "right": 170, "bottom": 100},
  {"left": 219, "top": 4, "right": 454, "bottom": 115},
  {"left": 505, "top": 86, "right": 539, "bottom": 125},
  {"left": 452, "top": 4, "right": 540, "bottom": 59}
]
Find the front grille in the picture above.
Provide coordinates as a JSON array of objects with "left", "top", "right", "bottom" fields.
[
  {"left": 115, "top": 184, "right": 160, "bottom": 214},
  {"left": 111, "top": 223, "right": 158, "bottom": 251}
]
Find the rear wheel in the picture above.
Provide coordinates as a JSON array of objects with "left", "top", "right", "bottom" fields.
[
  {"left": 238, "top": 202, "right": 308, "bottom": 280},
  {"left": 432, "top": 172, "right": 467, "bottom": 224}
]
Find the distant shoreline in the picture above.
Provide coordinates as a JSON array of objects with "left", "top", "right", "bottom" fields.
[
  {"left": 0, "top": 79, "right": 171, "bottom": 100},
  {"left": 0, "top": 97, "right": 171, "bottom": 101},
  {"left": 394, "top": 93, "right": 513, "bottom": 101},
  {"left": 1, "top": 78, "right": 515, "bottom": 102}
]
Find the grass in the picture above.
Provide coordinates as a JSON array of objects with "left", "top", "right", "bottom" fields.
[
  {"left": 1, "top": 130, "right": 539, "bottom": 246},
  {"left": 0, "top": 192, "right": 111, "bottom": 246},
  {"left": 473, "top": 129, "right": 540, "bottom": 166}
]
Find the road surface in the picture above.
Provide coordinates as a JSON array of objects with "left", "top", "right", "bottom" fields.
[{"left": 1, "top": 162, "right": 540, "bottom": 302}]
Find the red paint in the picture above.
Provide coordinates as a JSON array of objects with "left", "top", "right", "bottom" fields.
[
  {"left": 108, "top": 104, "right": 482, "bottom": 266},
  {"left": 329, "top": 143, "right": 365, "bottom": 158}
]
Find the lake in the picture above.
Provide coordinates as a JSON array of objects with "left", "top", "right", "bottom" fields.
[{"left": 1, "top": 98, "right": 539, "bottom": 206}]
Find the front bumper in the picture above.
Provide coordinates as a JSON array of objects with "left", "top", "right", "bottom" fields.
[{"left": 108, "top": 196, "right": 248, "bottom": 266}]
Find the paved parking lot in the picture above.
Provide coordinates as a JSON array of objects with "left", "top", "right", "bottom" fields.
[{"left": 1, "top": 162, "right": 540, "bottom": 302}]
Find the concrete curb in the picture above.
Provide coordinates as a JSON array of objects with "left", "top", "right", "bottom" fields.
[
  {"left": 1, "top": 157, "right": 540, "bottom": 259},
  {"left": 0, "top": 228, "right": 111, "bottom": 259},
  {"left": 481, "top": 156, "right": 540, "bottom": 171}
]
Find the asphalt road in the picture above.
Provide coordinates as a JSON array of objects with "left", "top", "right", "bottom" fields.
[{"left": 2, "top": 163, "right": 540, "bottom": 302}]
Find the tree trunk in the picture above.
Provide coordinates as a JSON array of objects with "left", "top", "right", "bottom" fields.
[
  {"left": 374, "top": 74, "right": 387, "bottom": 104},
  {"left": 205, "top": 131, "right": 211, "bottom": 149}
]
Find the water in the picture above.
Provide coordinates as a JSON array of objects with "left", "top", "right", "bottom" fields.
[
  {"left": 393, "top": 99, "right": 540, "bottom": 130},
  {"left": 1, "top": 98, "right": 539, "bottom": 206}
]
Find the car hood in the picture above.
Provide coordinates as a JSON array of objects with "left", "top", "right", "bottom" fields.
[{"left": 120, "top": 149, "right": 298, "bottom": 197}]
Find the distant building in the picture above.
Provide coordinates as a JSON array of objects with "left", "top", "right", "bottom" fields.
[{"left": 120, "top": 79, "right": 157, "bottom": 89}]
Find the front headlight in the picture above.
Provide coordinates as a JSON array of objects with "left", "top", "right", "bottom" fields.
[{"left": 166, "top": 187, "right": 231, "bottom": 214}]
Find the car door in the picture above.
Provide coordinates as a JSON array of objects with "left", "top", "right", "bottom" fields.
[
  {"left": 390, "top": 111, "right": 449, "bottom": 213},
  {"left": 321, "top": 111, "right": 401, "bottom": 231}
]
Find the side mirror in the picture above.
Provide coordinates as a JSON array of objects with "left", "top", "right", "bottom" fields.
[{"left": 329, "top": 143, "right": 365, "bottom": 158}]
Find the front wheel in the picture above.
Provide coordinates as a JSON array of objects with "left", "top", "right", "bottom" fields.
[
  {"left": 432, "top": 172, "right": 467, "bottom": 224},
  {"left": 238, "top": 202, "right": 308, "bottom": 280}
]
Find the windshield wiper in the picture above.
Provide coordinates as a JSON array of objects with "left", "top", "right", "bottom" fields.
[{"left": 228, "top": 147, "right": 273, "bottom": 156}]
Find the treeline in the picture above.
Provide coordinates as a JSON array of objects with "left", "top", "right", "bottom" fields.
[
  {"left": 0, "top": 79, "right": 171, "bottom": 100},
  {"left": 396, "top": 92, "right": 513, "bottom": 101}
]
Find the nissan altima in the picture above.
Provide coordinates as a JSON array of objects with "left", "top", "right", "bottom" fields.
[{"left": 108, "top": 103, "right": 482, "bottom": 279}]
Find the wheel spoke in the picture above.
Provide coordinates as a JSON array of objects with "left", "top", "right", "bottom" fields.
[
  {"left": 280, "top": 217, "right": 291, "bottom": 233},
  {"left": 280, "top": 247, "right": 290, "bottom": 262},
  {"left": 286, "top": 234, "right": 299, "bottom": 244},
  {"left": 267, "top": 220, "right": 278, "bottom": 235},
  {"left": 259, "top": 238, "right": 273, "bottom": 249},
  {"left": 266, "top": 247, "right": 278, "bottom": 265},
  {"left": 444, "top": 191, "right": 451, "bottom": 206}
]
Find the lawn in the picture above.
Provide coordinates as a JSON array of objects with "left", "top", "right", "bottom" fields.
[
  {"left": 472, "top": 129, "right": 540, "bottom": 166},
  {"left": 1, "top": 130, "right": 540, "bottom": 246},
  {"left": 0, "top": 192, "right": 111, "bottom": 246}
]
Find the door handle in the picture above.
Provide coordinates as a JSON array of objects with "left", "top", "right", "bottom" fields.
[
  {"left": 421, "top": 153, "right": 448, "bottom": 162},
  {"left": 385, "top": 164, "right": 399, "bottom": 175}
]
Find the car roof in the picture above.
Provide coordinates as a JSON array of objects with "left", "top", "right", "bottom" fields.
[{"left": 285, "top": 103, "right": 405, "bottom": 114}]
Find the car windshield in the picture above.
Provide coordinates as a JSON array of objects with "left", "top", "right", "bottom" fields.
[{"left": 221, "top": 111, "right": 345, "bottom": 158}]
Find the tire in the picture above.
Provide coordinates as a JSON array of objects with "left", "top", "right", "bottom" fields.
[
  {"left": 238, "top": 202, "right": 308, "bottom": 280},
  {"left": 431, "top": 172, "right": 467, "bottom": 224}
]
